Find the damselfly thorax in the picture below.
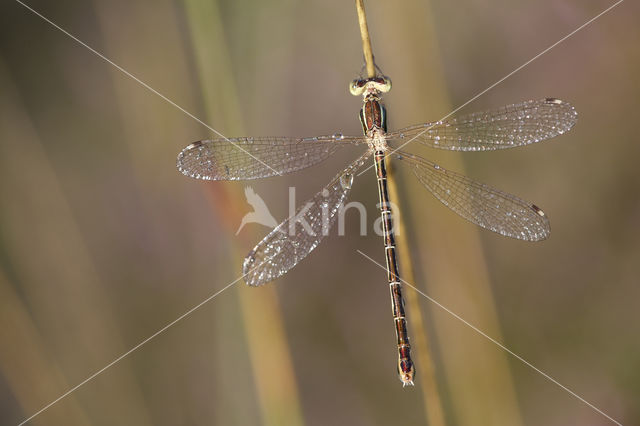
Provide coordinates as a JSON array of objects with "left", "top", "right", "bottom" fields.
[{"left": 352, "top": 76, "right": 391, "bottom": 152}]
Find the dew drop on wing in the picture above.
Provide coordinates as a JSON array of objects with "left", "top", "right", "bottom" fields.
[
  {"left": 243, "top": 250, "right": 256, "bottom": 276},
  {"left": 340, "top": 173, "right": 354, "bottom": 190}
]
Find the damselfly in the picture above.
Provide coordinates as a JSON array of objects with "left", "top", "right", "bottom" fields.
[{"left": 177, "top": 75, "right": 577, "bottom": 386}]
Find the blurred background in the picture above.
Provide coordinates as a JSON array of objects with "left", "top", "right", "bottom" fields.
[{"left": 0, "top": 0, "right": 638, "bottom": 425}]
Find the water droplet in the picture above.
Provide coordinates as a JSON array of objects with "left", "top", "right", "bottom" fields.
[
  {"left": 332, "top": 132, "right": 344, "bottom": 140},
  {"left": 340, "top": 173, "right": 354, "bottom": 190}
]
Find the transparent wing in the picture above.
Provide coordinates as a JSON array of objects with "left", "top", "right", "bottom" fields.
[
  {"left": 242, "top": 151, "right": 372, "bottom": 286},
  {"left": 389, "top": 98, "right": 577, "bottom": 151},
  {"left": 177, "top": 134, "right": 364, "bottom": 181},
  {"left": 394, "top": 151, "right": 550, "bottom": 241}
]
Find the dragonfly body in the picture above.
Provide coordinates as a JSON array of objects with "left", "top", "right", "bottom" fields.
[
  {"left": 353, "top": 76, "right": 415, "bottom": 385},
  {"left": 177, "top": 73, "right": 576, "bottom": 385}
]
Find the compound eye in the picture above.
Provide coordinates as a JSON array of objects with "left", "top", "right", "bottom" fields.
[
  {"left": 373, "top": 76, "right": 392, "bottom": 93},
  {"left": 349, "top": 79, "right": 366, "bottom": 96}
]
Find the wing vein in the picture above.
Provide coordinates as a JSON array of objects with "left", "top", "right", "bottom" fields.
[{"left": 394, "top": 151, "right": 550, "bottom": 241}]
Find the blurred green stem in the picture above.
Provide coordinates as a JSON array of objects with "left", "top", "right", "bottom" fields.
[{"left": 182, "top": 0, "right": 304, "bottom": 425}]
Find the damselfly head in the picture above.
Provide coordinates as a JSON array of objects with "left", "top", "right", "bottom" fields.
[{"left": 349, "top": 76, "right": 392, "bottom": 96}]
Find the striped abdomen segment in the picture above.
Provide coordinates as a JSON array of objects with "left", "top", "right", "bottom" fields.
[{"left": 374, "top": 151, "right": 415, "bottom": 386}]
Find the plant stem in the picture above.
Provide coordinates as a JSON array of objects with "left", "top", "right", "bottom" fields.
[
  {"left": 355, "top": 0, "right": 376, "bottom": 78},
  {"left": 387, "top": 172, "right": 446, "bottom": 426},
  {"left": 353, "top": 2, "right": 445, "bottom": 423}
]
